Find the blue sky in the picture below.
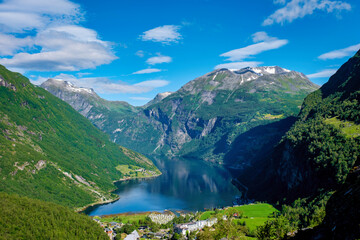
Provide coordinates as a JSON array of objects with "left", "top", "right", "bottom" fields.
[{"left": 0, "top": 0, "right": 359, "bottom": 105}]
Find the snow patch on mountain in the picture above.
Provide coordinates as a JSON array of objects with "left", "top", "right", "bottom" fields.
[{"left": 45, "top": 79, "right": 95, "bottom": 94}]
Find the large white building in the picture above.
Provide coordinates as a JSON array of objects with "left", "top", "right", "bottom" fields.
[{"left": 174, "top": 218, "right": 218, "bottom": 235}]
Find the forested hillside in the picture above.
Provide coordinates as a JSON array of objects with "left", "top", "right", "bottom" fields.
[
  {"left": 237, "top": 50, "right": 360, "bottom": 239},
  {"left": 0, "top": 192, "right": 108, "bottom": 240},
  {"left": 0, "top": 65, "right": 159, "bottom": 209},
  {"left": 245, "top": 50, "right": 360, "bottom": 202}
]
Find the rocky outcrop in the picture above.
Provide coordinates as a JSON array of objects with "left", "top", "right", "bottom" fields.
[
  {"left": 41, "top": 79, "right": 99, "bottom": 117},
  {"left": 0, "top": 75, "right": 16, "bottom": 91}
]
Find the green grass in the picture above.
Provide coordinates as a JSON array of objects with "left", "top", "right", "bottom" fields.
[
  {"left": 116, "top": 164, "right": 160, "bottom": 179},
  {"left": 95, "top": 213, "right": 149, "bottom": 223},
  {"left": 199, "top": 203, "right": 279, "bottom": 232},
  {"left": 200, "top": 203, "right": 278, "bottom": 220},
  {"left": 325, "top": 117, "right": 360, "bottom": 138},
  {"left": 236, "top": 217, "right": 273, "bottom": 232},
  {"left": 233, "top": 203, "right": 279, "bottom": 218}
]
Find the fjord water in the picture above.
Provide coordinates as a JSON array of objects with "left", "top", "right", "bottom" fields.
[{"left": 87, "top": 157, "right": 240, "bottom": 216}]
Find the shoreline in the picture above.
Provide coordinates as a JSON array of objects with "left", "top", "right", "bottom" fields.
[
  {"left": 96, "top": 210, "right": 168, "bottom": 218},
  {"left": 113, "top": 172, "right": 162, "bottom": 184},
  {"left": 76, "top": 196, "right": 120, "bottom": 213},
  {"left": 93, "top": 209, "right": 186, "bottom": 218},
  {"left": 78, "top": 172, "right": 162, "bottom": 214}
]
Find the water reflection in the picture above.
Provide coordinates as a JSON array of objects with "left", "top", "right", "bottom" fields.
[{"left": 87, "top": 157, "right": 239, "bottom": 216}]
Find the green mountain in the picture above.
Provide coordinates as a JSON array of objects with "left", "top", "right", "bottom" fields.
[
  {"left": 0, "top": 65, "right": 159, "bottom": 209},
  {"left": 0, "top": 192, "right": 108, "bottom": 240},
  {"left": 237, "top": 51, "right": 360, "bottom": 239},
  {"left": 41, "top": 66, "right": 318, "bottom": 167},
  {"left": 239, "top": 51, "right": 360, "bottom": 203}
]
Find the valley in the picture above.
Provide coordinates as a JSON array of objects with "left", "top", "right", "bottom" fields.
[
  {"left": 40, "top": 51, "right": 360, "bottom": 239},
  {"left": 1, "top": 50, "right": 360, "bottom": 239},
  {"left": 0, "top": 0, "right": 359, "bottom": 239}
]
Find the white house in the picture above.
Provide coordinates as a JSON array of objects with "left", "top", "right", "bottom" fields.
[{"left": 124, "top": 230, "right": 140, "bottom": 240}]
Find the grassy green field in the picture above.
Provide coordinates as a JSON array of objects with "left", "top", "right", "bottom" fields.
[
  {"left": 94, "top": 212, "right": 149, "bottom": 223},
  {"left": 199, "top": 203, "right": 279, "bottom": 232},
  {"left": 116, "top": 164, "right": 160, "bottom": 179},
  {"left": 325, "top": 117, "right": 360, "bottom": 138}
]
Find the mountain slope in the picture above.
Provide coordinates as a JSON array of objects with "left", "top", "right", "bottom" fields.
[
  {"left": 0, "top": 192, "right": 108, "bottom": 240},
  {"left": 0, "top": 65, "right": 159, "bottom": 209},
  {"left": 42, "top": 66, "right": 318, "bottom": 166},
  {"left": 240, "top": 51, "right": 360, "bottom": 204}
]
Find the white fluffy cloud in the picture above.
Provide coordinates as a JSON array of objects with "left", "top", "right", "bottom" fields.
[
  {"left": 0, "top": 0, "right": 116, "bottom": 72},
  {"left": 307, "top": 69, "right": 337, "bottom": 78},
  {"left": 134, "top": 80, "right": 169, "bottom": 88},
  {"left": 130, "top": 96, "right": 152, "bottom": 101},
  {"left": 318, "top": 43, "right": 360, "bottom": 60},
  {"left": 215, "top": 32, "right": 287, "bottom": 70},
  {"left": 135, "top": 50, "right": 145, "bottom": 58},
  {"left": 251, "top": 31, "right": 274, "bottom": 43},
  {"left": 0, "top": 25, "right": 117, "bottom": 71},
  {"left": 132, "top": 68, "right": 162, "bottom": 74},
  {"left": 146, "top": 55, "right": 172, "bottom": 65},
  {"left": 263, "top": 0, "right": 351, "bottom": 26},
  {"left": 140, "top": 25, "right": 182, "bottom": 44},
  {"left": 0, "top": 0, "right": 81, "bottom": 32},
  {"left": 214, "top": 61, "right": 263, "bottom": 70},
  {"left": 0, "top": 33, "right": 32, "bottom": 55},
  {"left": 32, "top": 74, "right": 169, "bottom": 94},
  {"left": 219, "top": 32, "right": 288, "bottom": 62}
]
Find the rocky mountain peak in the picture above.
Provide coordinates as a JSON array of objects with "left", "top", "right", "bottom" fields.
[
  {"left": 181, "top": 66, "right": 313, "bottom": 94},
  {"left": 144, "top": 91, "right": 174, "bottom": 107},
  {"left": 41, "top": 78, "right": 96, "bottom": 95}
]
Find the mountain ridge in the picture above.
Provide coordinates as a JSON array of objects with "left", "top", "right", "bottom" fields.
[{"left": 41, "top": 66, "right": 318, "bottom": 168}]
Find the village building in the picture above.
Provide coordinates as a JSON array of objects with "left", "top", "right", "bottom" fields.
[
  {"left": 148, "top": 212, "right": 175, "bottom": 224},
  {"left": 174, "top": 218, "right": 217, "bottom": 235},
  {"left": 124, "top": 230, "right": 140, "bottom": 240},
  {"left": 104, "top": 228, "right": 114, "bottom": 239}
]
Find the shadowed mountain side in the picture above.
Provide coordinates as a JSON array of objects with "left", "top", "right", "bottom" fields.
[
  {"left": 235, "top": 50, "right": 360, "bottom": 205},
  {"left": 291, "top": 158, "right": 360, "bottom": 240},
  {"left": 321, "top": 52, "right": 360, "bottom": 98},
  {"left": 223, "top": 117, "right": 296, "bottom": 171}
]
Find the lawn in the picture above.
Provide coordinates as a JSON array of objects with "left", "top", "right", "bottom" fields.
[
  {"left": 325, "top": 117, "right": 360, "bottom": 138},
  {"left": 233, "top": 203, "right": 279, "bottom": 218},
  {"left": 199, "top": 203, "right": 279, "bottom": 232}
]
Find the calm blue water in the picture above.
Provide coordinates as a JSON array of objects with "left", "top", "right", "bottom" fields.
[{"left": 87, "top": 157, "right": 240, "bottom": 216}]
